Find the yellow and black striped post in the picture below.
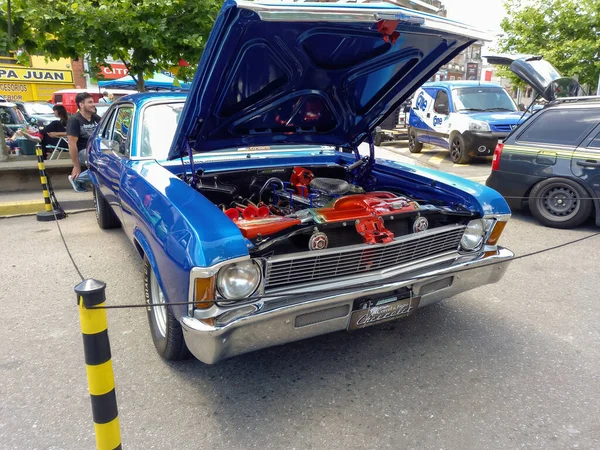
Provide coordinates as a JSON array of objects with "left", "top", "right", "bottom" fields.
[
  {"left": 35, "top": 144, "right": 65, "bottom": 222},
  {"left": 75, "top": 279, "right": 122, "bottom": 450}
]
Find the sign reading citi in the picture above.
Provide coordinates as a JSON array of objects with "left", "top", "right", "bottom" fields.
[{"left": 0, "top": 67, "right": 73, "bottom": 83}]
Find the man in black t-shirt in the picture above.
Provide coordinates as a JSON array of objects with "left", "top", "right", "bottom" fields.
[{"left": 67, "top": 92, "right": 101, "bottom": 186}]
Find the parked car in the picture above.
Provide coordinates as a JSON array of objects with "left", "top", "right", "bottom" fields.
[
  {"left": 373, "top": 99, "right": 412, "bottom": 146},
  {"left": 14, "top": 101, "right": 57, "bottom": 130},
  {"left": 52, "top": 89, "right": 103, "bottom": 114},
  {"left": 487, "top": 96, "right": 600, "bottom": 229},
  {"left": 88, "top": 1, "right": 514, "bottom": 364},
  {"left": 408, "top": 81, "right": 528, "bottom": 164},
  {"left": 0, "top": 101, "right": 29, "bottom": 132}
]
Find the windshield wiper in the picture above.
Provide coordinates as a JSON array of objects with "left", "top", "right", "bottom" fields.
[
  {"left": 457, "top": 108, "right": 485, "bottom": 112},
  {"left": 484, "top": 107, "right": 515, "bottom": 112}
]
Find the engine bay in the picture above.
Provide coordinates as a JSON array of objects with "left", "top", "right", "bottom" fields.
[{"left": 190, "top": 164, "right": 472, "bottom": 256}]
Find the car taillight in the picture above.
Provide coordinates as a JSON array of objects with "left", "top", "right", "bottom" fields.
[{"left": 491, "top": 143, "right": 503, "bottom": 171}]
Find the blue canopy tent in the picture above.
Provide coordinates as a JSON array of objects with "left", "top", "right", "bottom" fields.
[{"left": 98, "top": 72, "right": 190, "bottom": 91}]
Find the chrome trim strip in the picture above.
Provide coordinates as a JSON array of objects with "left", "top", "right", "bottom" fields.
[{"left": 235, "top": 1, "right": 489, "bottom": 41}]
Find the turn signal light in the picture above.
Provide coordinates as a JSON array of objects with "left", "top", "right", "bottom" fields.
[
  {"left": 486, "top": 221, "right": 507, "bottom": 246},
  {"left": 194, "top": 277, "right": 215, "bottom": 309},
  {"left": 491, "top": 143, "right": 503, "bottom": 171}
]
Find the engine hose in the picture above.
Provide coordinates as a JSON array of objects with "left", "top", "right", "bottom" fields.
[{"left": 259, "top": 177, "right": 284, "bottom": 202}]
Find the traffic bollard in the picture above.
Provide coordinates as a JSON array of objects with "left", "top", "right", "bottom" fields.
[
  {"left": 35, "top": 144, "right": 65, "bottom": 222},
  {"left": 75, "top": 279, "right": 122, "bottom": 450}
]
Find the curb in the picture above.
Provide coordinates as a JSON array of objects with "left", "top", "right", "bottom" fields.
[
  {"left": 0, "top": 198, "right": 94, "bottom": 218},
  {"left": 0, "top": 199, "right": 46, "bottom": 216}
]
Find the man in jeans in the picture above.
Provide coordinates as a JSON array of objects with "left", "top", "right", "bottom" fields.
[{"left": 67, "top": 92, "right": 101, "bottom": 192}]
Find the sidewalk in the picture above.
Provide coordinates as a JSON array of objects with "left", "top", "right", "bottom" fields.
[{"left": 0, "top": 188, "right": 93, "bottom": 217}]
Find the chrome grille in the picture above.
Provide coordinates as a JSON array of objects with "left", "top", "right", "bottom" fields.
[{"left": 264, "top": 225, "right": 465, "bottom": 289}]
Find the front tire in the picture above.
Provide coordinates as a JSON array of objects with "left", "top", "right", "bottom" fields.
[
  {"left": 93, "top": 187, "right": 121, "bottom": 229},
  {"left": 449, "top": 133, "right": 471, "bottom": 164},
  {"left": 144, "top": 259, "right": 191, "bottom": 361},
  {"left": 408, "top": 128, "right": 423, "bottom": 153},
  {"left": 528, "top": 178, "right": 592, "bottom": 229}
]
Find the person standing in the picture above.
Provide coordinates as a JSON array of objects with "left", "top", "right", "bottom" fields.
[
  {"left": 67, "top": 92, "right": 101, "bottom": 192},
  {"left": 99, "top": 91, "right": 111, "bottom": 103}
]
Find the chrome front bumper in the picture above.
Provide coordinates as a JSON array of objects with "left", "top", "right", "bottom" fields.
[{"left": 181, "top": 248, "right": 514, "bottom": 364}]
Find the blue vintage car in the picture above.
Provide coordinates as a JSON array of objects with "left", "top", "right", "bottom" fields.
[{"left": 88, "top": 0, "right": 514, "bottom": 364}]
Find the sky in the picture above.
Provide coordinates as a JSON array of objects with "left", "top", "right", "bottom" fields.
[{"left": 444, "top": 0, "right": 506, "bottom": 41}]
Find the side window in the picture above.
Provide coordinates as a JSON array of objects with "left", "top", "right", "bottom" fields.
[
  {"left": 100, "top": 109, "right": 116, "bottom": 139},
  {"left": 517, "top": 109, "right": 600, "bottom": 146},
  {"left": 433, "top": 90, "right": 449, "bottom": 114},
  {"left": 0, "top": 107, "right": 12, "bottom": 125},
  {"left": 587, "top": 129, "right": 600, "bottom": 149},
  {"left": 112, "top": 106, "right": 134, "bottom": 156}
]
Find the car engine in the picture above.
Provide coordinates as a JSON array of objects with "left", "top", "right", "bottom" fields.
[{"left": 192, "top": 165, "right": 467, "bottom": 256}]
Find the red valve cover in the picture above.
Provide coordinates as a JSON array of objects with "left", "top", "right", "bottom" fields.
[{"left": 315, "top": 192, "right": 418, "bottom": 223}]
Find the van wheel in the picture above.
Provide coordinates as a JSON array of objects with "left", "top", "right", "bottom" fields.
[
  {"left": 529, "top": 178, "right": 592, "bottom": 229},
  {"left": 449, "top": 134, "right": 471, "bottom": 164},
  {"left": 408, "top": 128, "right": 423, "bottom": 153},
  {"left": 144, "top": 259, "right": 191, "bottom": 361},
  {"left": 93, "top": 187, "right": 121, "bottom": 229}
]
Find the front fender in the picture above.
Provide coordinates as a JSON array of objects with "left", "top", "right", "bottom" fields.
[{"left": 121, "top": 161, "right": 249, "bottom": 319}]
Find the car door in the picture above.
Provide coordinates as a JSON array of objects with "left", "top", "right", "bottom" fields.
[
  {"left": 96, "top": 104, "right": 135, "bottom": 221},
  {"left": 429, "top": 88, "right": 451, "bottom": 148},
  {"left": 572, "top": 120, "right": 600, "bottom": 200},
  {"left": 409, "top": 87, "right": 438, "bottom": 144}
]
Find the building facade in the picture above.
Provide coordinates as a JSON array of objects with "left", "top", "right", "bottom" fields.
[{"left": 0, "top": 55, "right": 83, "bottom": 102}]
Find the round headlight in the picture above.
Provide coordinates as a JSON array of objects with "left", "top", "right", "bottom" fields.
[
  {"left": 460, "top": 219, "right": 485, "bottom": 251},
  {"left": 216, "top": 260, "right": 261, "bottom": 299}
]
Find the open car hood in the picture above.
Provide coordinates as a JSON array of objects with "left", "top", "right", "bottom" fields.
[
  {"left": 484, "top": 54, "right": 581, "bottom": 102},
  {"left": 169, "top": 0, "right": 486, "bottom": 160}
]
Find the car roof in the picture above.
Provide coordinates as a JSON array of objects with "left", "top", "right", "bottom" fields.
[
  {"left": 115, "top": 91, "right": 187, "bottom": 108},
  {"left": 545, "top": 96, "right": 600, "bottom": 110},
  {"left": 0, "top": 102, "right": 18, "bottom": 108},
  {"left": 423, "top": 80, "right": 503, "bottom": 89}
]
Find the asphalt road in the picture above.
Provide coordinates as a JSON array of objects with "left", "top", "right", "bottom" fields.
[
  {"left": 378, "top": 140, "right": 494, "bottom": 182},
  {"left": 1, "top": 207, "right": 599, "bottom": 449}
]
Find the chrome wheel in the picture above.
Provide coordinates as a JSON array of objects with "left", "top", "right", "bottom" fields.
[
  {"left": 150, "top": 271, "right": 168, "bottom": 338},
  {"left": 538, "top": 185, "right": 580, "bottom": 222}
]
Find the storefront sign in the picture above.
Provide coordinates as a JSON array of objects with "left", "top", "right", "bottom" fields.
[
  {"left": 99, "top": 63, "right": 129, "bottom": 80},
  {"left": 466, "top": 63, "right": 479, "bottom": 81},
  {"left": 0, "top": 82, "right": 73, "bottom": 101},
  {"left": 0, "top": 67, "right": 73, "bottom": 84}
]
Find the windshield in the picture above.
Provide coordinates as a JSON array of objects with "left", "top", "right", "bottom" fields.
[
  {"left": 452, "top": 87, "right": 517, "bottom": 112},
  {"left": 140, "top": 102, "right": 184, "bottom": 159},
  {"left": 24, "top": 103, "right": 54, "bottom": 115}
]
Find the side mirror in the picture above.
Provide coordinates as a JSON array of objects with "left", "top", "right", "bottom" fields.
[
  {"left": 404, "top": 105, "right": 411, "bottom": 113},
  {"left": 518, "top": 103, "right": 526, "bottom": 111},
  {"left": 29, "top": 117, "right": 38, "bottom": 125}
]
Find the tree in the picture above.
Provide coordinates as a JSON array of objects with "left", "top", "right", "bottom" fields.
[
  {"left": 497, "top": 0, "right": 600, "bottom": 91},
  {"left": 16, "top": 0, "right": 221, "bottom": 90}
]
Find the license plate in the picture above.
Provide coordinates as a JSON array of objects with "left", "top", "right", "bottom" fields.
[{"left": 348, "top": 295, "right": 420, "bottom": 330}]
